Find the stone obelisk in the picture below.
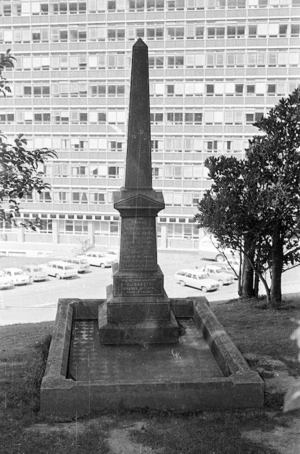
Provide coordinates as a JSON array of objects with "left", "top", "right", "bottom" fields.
[{"left": 99, "top": 38, "right": 180, "bottom": 345}]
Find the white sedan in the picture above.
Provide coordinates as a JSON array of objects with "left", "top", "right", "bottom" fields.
[
  {"left": 174, "top": 269, "right": 220, "bottom": 293},
  {"left": 199, "top": 265, "right": 235, "bottom": 286},
  {"left": 3, "top": 268, "right": 31, "bottom": 286},
  {"left": 79, "top": 251, "right": 116, "bottom": 268},
  {"left": 0, "top": 270, "right": 14, "bottom": 289}
]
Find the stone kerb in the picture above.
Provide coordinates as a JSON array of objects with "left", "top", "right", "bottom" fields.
[{"left": 193, "top": 300, "right": 260, "bottom": 377}]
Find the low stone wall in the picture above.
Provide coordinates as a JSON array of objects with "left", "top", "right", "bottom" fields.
[{"left": 40, "top": 297, "right": 264, "bottom": 418}]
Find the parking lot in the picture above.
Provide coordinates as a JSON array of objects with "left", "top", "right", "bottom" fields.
[{"left": 0, "top": 250, "right": 299, "bottom": 326}]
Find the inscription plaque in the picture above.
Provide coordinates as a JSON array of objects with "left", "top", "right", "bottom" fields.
[
  {"left": 119, "top": 217, "right": 157, "bottom": 271},
  {"left": 115, "top": 278, "right": 163, "bottom": 296}
]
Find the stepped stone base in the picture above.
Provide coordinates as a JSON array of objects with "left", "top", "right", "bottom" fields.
[{"left": 99, "top": 299, "right": 180, "bottom": 345}]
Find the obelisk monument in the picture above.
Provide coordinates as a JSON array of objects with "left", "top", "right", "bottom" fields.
[{"left": 99, "top": 38, "right": 180, "bottom": 345}]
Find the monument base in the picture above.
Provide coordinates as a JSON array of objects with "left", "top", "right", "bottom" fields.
[
  {"left": 40, "top": 297, "right": 264, "bottom": 418},
  {"left": 99, "top": 302, "right": 180, "bottom": 345},
  {"left": 105, "top": 284, "right": 172, "bottom": 323}
]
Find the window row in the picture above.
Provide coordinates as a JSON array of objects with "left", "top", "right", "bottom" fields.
[
  {"left": 10, "top": 80, "right": 297, "bottom": 99},
  {"left": 26, "top": 187, "right": 204, "bottom": 209},
  {"left": 13, "top": 82, "right": 126, "bottom": 98},
  {"left": 19, "top": 134, "right": 247, "bottom": 154},
  {"left": 47, "top": 161, "right": 214, "bottom": 179},
  {"left": 11, "top": 53, "right": 126, "bottom": 71},
  {"left": 1, "top": 109, "right": 267, "bottom": 126},
  {"left": 9, "top": 50, "right": 300, "bottom": 73},
  {"left": 151, "top": 81, "right": 295, "bottom": 97},
  {"left": 1, "top": 0, "right": 298, "bottom": 17},
  {"left": 1, "top": 21, "right": 299, "bottom": 44},
  {"left": 58, "top": 219, "right": 120, "bottom": 236},
  {"left": 48, "top": 162, "right": 125, "bottom": 178}
]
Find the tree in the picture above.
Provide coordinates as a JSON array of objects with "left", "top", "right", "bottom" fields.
[
  {"left": 0, "top": 51, "right": 56, "bottom": 229},
  {"left": 196, "top": 88, "right": 300, "bottom": 308},
  {"left": 195, "top": 155, "right": 260, "bottom": 298}
]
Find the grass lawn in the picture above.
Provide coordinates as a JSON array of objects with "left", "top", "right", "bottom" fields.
[{"left": 0, "top": 297, "right": 299, "bottom": 454}]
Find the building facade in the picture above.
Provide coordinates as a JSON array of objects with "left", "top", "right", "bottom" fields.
[{"left": 0, "top": 0, "right": 299, "bottom": 250}]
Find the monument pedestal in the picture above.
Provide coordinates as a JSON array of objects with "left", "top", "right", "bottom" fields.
[
  {"left": 99, "top": 264, "right": 181, "bottom": 345},
  {"left": 99, "top": 301, "right": 180, "bottom": 345}
]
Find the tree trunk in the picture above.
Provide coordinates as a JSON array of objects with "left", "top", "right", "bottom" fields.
[
  {"left": 242, "top": 256, "right": 255, "bottom": 298},
  {"left": 254, "top": 271, "right": 260, "bottom": 298},
  {"left": 270, "top": 228, "right": 284, "bottom": 309}
]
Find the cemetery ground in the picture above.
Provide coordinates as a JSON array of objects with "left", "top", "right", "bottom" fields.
[{"left": 0, "top": 251, "right": 300, "bottom": 453}]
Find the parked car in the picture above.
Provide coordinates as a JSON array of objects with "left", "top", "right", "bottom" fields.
[
  {"left": 0, "top": 270, "right": 14, "bottom": 289},
  {"left": 219, "top": 261, "right": 240, "bottom": 280},
  {"left": 199, "top": 265, "right": 234, "bottom": 286},
  {"left": 106, "top": 249, "right": 119, "bottom": 258},
  {"left": 22, "top": 265, "right": 48, "bottom": 282},
  {"left": 199, "top": 236, "right": 238, "bottom": 263},
  {"left": 3, "top": 268, "right": 31, "bottom": 286},
  {"left": 44, "top": 261, "right": 78, "bottom": 279},
  {"left": 79, "top": 251, "right": 116, "bottom": 268},
  {"left": 174, "top": 269, "right": 220, "bottom": 293},
  {"left": 63, "top": 257, "right": 90, "bottom": 273}
]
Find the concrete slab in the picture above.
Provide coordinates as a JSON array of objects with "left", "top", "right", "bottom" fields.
[
  {"left": 68, "top": 319, "right": 222, "bottom": 382},
  {"left": 40, "top": 297, "right": 264, "bottom": 418}
]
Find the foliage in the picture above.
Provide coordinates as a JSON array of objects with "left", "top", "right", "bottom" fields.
[
  {"left": 196, "top": 88, "right": 300, "bottom": 308},
  {"left": 0, "top": 50, "right": 15, "bottom": 97},
  {"left": 0, "top": 50, "right": 56, "bottom": 229},
  {"left": 0, "top": 134, "right": 56, "bottom": 228}
]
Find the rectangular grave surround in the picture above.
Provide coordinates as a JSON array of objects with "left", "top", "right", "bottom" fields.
[{"left": 40, "top": 297, "right": 264, "bottom": 418}]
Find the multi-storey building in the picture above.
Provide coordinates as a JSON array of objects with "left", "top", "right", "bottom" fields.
[{"left": 0, "top": 0, "right": 299, "bottom": 250}]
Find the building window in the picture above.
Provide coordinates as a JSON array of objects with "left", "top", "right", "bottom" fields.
[
  {"left": 40, "top": 220, "right": 53, "bottom": 234},
  {"left": 108, "top": 166, "right": 123, "bottom": 178},
  {"left": 150, "top": 113, "right": 163, "bottom": 124},
  {"left": 167, "top": 112, "right": 183, "bottom": 124},
  {"left": 108, "top": 27, "right": 125, "bottom": 41},
  {"left": 90, "top": 193, "right": 106, "bottom": 204},
  {"left": 167, "top": 26, "right": 184, "bottom": 39},
  {"left": 39, "top": 191, "right": 52, "bottom": 203}
]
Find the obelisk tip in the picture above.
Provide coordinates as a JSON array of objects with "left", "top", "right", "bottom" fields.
[{"left": 133, "top": 38, "right": 148, "bottom": 49}]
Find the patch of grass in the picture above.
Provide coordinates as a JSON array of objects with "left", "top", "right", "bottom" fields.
[
  {"left": 211, "top": 297, "right": 300, "bottom": 376},
  {"left": 1, "top": 297, "right": 300, "bottom": 453},
  {"left": 130, "top": 412, "right": 280, "bottom": 454}
]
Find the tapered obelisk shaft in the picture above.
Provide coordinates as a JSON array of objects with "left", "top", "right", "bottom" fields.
[{"left": 125, "top": 38, "right": 152, "bottom": 190}]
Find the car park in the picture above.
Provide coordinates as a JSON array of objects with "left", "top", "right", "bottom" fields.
[
  {"left": 79, "top": 251, "right": 117, "bottom": 268},
  {"left": 44, "top": 261, "right": 78, "bottom": 279},
  {"left": 174, "top": 269, "right": 220, "bottom": 293},
  {"left": 22, "top": 265, "right": 48, "bottom": 283},
  {"left": 198, "top": 236, "right": 238, "bottom": 263},
  {"left": 0, "top": 270, "right": 14, "bottom": 289},
  {"left": 3, "top": 268, "right": 31, "bottom": 286},
  {"left": 199, "top": 265, "right": 234, "bottom": 286},
  {"left": 63, "top": 257, "right": 90, "bottom": 273}
]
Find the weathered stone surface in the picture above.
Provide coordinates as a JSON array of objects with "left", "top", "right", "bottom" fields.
[
  {"left": 124, "top": 38, "right": 152, "bottom": 190},
  {"left": 257, "top": 357, "right": 288, "bottom": 371},
  {"left": 256, "top": 367, "right": 275, "bottom": 379}
]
